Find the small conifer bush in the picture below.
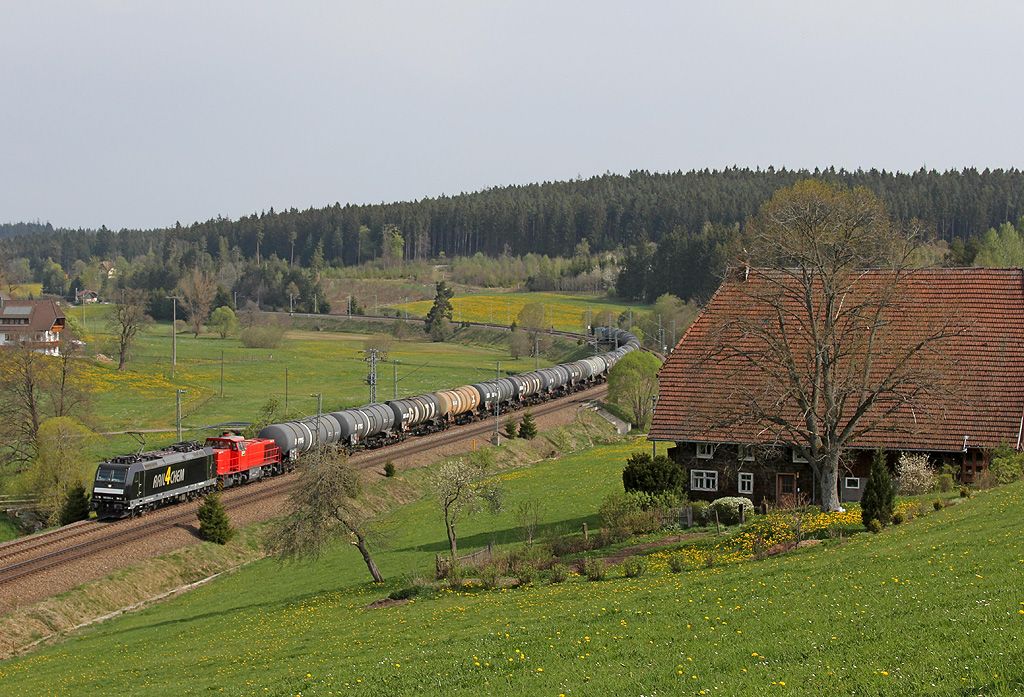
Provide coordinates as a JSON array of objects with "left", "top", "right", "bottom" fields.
[
  {"left": 960, "top": 487, "right": 971, "bottom": 498},
  {"left": 518, "top": 411, "right": 538, "bottom": 440},
  {"left": 892, "top": 510, "right": 905, "bottom": 525},
  {"left": 667, "top": 554, "right": 686, "bottom": 573},
  {"left": 867, "top": 518, "right": 883, "bottom": 534},
  {"left": 59, "top": 484, "right": 91, "bottom": 526},
  {"left": 933, "top": 498, "right": 943, "bottom": 511},
  {"left": 383, "top": 460, "right": 396, "bottom": 477},
  {"left": 548, "top": 562, "right": 568, "bottom": 583},
  {"left": 197, "top": 492, "right": 234, "bottom": 545},
  {"left": 861, "top": 449, "right": 895, "bottom": 528}
]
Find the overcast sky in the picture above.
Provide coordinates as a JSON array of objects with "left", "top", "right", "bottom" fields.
[{"left": 2, "top": 1, "right": 1022, "bottom": 231}]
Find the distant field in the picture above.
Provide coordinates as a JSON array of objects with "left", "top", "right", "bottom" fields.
[
  {"left": 1, "top": 430, "right": 1021, "bottom": 696},
  {"left": 399, "top": 291, "right": 644, "bottom": 333}
]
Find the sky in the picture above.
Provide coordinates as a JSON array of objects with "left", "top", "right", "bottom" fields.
[{"left": 2, "top": 1, "right": 1023, "bottom": 231}]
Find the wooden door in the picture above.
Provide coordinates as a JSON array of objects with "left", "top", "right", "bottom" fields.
[{"left": 777, "top": 473, "right": 797, "bottom": 507}]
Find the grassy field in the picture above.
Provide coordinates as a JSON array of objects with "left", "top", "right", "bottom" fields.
[
  {"left": 398, "top": 291, "right": 643, "bottom": 333},
  {"left": 72, "top": 305, "right": 562, "bottom": 435},
  {"left": 1, "top": 428, "right": 1021, "bottom": 696}
]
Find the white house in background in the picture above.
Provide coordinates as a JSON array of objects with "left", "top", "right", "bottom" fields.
[{"left": 0, "top": 295, "right": 66, "bottom": 356}]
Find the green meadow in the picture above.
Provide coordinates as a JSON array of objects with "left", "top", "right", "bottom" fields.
[
  {"left": 1, "top": 431, "right": 1021, "bottom": 696},
  {"left": 72, "top": 306, "right": 555, "bottom": 435}
]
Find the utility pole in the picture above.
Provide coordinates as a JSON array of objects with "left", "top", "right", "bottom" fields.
[
  {"left": 361, "top": 348, "right": 382, "bottom": 403},
  {"left": 176, "top": 389, "right": 187, "bottom": 441},
  {"left": 310, "top": 393, "right": 323, "bottom": 442},
  {"left": 493, "top": 361, "right": 501, "bottom": 444},
  {"left": 220, "top": 349, "right": 224, "bottom": 397},
  {"left": 393, "top": 359, "right": 401, "bottom": 399},
  {"left": 534, "top": 334, "right": 539, "bottom": 370},
  {"left": 285, "top": 367, "right": 289, "bottom": 413},
  {"left": 289, "top": 293, "right": 295, "bottom": 313},
  {"left": 405, "top": 297, "right": 409, "bottom": 319},
  {"left": 166, "top": 295, "right": 182, "bottom": 378},
  {"left": 347, "top": 295, "right": 351, "bottom": 317},
  {"left": 374, "top": 294, "right": 378, "bottom": 315},
  {"left": 314, "top": 293, "right": 318, "bottom": 314}
]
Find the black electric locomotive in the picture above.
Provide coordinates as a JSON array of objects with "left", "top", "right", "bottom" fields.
[{"left": 91, "top": 441, "right": 218, "bottom": 518}]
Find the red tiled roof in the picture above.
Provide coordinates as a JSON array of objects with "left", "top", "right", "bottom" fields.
[{"left": 649, "top": 267, "right": 1024, "bottom": 452}]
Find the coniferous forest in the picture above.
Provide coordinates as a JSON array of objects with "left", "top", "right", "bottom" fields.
[{"left": 3, "top": 167, "right": 1024, "bottom": 307}]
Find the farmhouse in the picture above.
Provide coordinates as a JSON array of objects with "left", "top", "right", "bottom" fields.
[
  {"left": 0, "top": 295, "right": 66, "bottom": 356},
  {"left": 648, "top": 267, "right": 1024, "bottom": 506}
]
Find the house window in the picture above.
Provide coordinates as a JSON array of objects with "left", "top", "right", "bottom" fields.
[
  {"left": 738, "top": 472, "right": 754, "bottom": 495},
  {"left": 844, "top": 477, "right": 860, "bottom": 489},
  {"left": 738, "top": 445, "right": 755, "bottom": 462},
  {"left": 792, "top": 448, "right": 808, "bottom": 463},
  {"left": 696, "top": 443, "right": 715, "bottom": 459},
  {"left": 690, "top": 469, "right": 718, "bottom": 491}
]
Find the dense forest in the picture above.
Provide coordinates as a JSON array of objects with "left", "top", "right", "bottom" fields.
[{"left": 2, "top": 167, "right": 1023, "bottom": 307}]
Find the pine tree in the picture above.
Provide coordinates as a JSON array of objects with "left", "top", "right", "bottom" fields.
[
  {"left": 424, "top": 281, "right": 454, "bottom": 335},
  {"left": 861, "top": 449, "right": 896, "bottom": 528},
  {"left": 503, "top": 419, "right": 519, "bottom": 439},
  {"left": 58, "top": 484, "right": 91, "bottom": 525},
  {"left": 518, "top": 411, "right": 538, "bottom": 440},
  {"left": 197, "top": 492, "right": 234, "bottom": 544}
]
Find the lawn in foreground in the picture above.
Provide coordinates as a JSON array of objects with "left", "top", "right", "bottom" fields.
[{"left": 1, "top": 442, "right": 1022, "bottom": 695}]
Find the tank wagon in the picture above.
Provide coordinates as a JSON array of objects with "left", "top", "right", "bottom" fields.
[{"left": 92, "top": 327, "right": 639, "bottom": 518}]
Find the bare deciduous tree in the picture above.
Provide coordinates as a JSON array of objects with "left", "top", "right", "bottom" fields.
[
  {"left": 180, "top": 268, "right": 217, "bottom": 337},
  {"left": 107, "top": 289, "right": 152, "bottom": 371},
  {"left": 265, "top": 447, "right": 384, "bottom": 583},
  {"left": 703, "top": 180, "right": 963, "bottom": 511}
]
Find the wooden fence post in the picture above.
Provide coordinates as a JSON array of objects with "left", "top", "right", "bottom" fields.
[
  {"left": 583, "top": 522, "right": 589, "bottom": 540},
  {"left": 685, "top": 507, "right": 692, "bottom": 528}
]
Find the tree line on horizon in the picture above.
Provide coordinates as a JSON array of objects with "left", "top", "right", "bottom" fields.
[{"left": 3, "top": 166, "right": 1024, "bottom": 307}]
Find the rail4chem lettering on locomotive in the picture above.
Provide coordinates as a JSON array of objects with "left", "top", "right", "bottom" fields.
[{"left": 154, "top": 467, "right": 186, "bottom": 489}]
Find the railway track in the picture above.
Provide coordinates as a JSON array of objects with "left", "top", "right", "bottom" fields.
[{"left": 0, "top": 382, "right": 608, "bottom": 587}]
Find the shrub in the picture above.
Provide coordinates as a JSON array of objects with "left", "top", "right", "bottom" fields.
[
  {"left": 892, "top": 510, "right": 905, "bottom": 525},
  {"left": 895, "top": 453, "right": 935, "bottom": 495},
  {"left": 867, "top": 518, "right": 883, "bottom": 534},
  {"left": 582, "top": 557, "right": 607, "bottom": 581},
  {"left": 689, "top": 500, "right": 709, "bottom": 522},
  {"left": 383, "top": 460, "right": 396, "bottom": 477},
  {"left": 621, "top": 557, "right": 647, "bottom": 578},
  {"left": 704, "top": 497, "right": 754, "bottom": 526},
  {"left": 667, "top": 554, "right": 686, "bottom": 573},
  {"left": 599, "top": 492, "right": 662, "bottom": 539},
  {"left": 515, "top": 564, "right": 538, "bottom": 585},
  {"left": 58, "top": 484, "right": 91, "bottom": 526},
  {"left": 936, "top": 473, "right": 954, "bottom": 493},
  {"left": 480, "top": 564, "right": 500, "bottom": 589},
  {"left": 240, "top": 325, "right": 284, "bottom": 349},
  {"left": 933, "top": 498, "right": 943, "bottom": 511},
  {"left": 544, "top": 527, "right": 589, "bottom": 557},
  {"left": 388, "top": 584, "right": 424, "bottom": 601},
  {"left": 861, "top": 449, "right": 895, "bottom": 528},
  {"left": 703, "top": 549, "right": 718, "bottom": 568},
  {"left": 960, "top": 487, "right": 971, "bottom": 498},
  {"left": 990, "top": 444, "right": 1024, "bottom": 485},
  {"left": 197, "top": 492, "right": 234, "bottom": 544},
  {"left": 548, "top": 563, "right": 569, "bottom": 583},
  {"left": 622, "top": 452, "right": 684, "bottom": 495}
]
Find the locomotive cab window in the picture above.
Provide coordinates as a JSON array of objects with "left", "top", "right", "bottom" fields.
[{"left": 95, "top": 467, "right": 127, "bottom": 485}]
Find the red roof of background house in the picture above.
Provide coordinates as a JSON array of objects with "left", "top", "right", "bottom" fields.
[{"left": 649, "top": 267, "right": 1024, "bottom": 452}]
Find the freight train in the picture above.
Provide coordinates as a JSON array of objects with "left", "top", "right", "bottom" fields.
[{"left": 91, "top": 327, "right": 640, "bottom": 518}]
